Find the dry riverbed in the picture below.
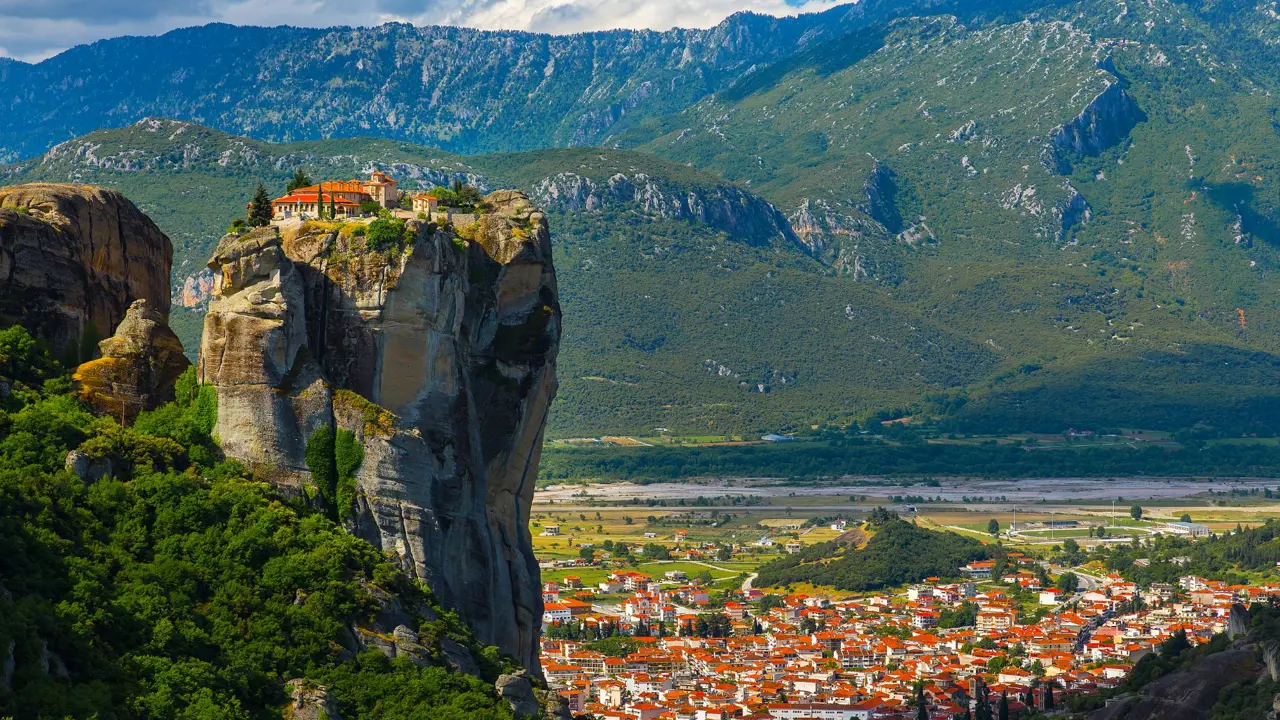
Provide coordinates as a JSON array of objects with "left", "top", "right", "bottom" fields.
[{"left": 535, "top": 476, "right": 1278, "bottom": 505}]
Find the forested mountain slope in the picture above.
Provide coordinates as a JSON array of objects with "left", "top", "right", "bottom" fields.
[
  {"left": 5, "top": 0, "right": 1280, "bottom": 437},
  {"left": 622, "top": 2, "right": 1280, "bottom": 434},
  {"left": 0, "top": 330, "right": 524, "bottom": 720}
]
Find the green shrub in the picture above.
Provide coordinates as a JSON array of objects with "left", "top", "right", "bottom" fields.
[
  {"left": 335, "top": 428, "right": 364, "bottom": 518},
  {"left": 305, "top": 426, "right": 338, "bottom": 511},
  {"left": 365, "top": 217, "right": 409, "bottom": 252}
]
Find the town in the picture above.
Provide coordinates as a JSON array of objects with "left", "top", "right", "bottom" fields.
[{"left": 536, "top": 527, "right": 1268, "bottom": 719}]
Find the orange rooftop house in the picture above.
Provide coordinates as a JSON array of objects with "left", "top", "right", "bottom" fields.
[
  {"left": 270, "top": 171, "right": 401, "bottom": 221},
  {"left": 410, "top": 192, "right": 439, "bottom": 216}
]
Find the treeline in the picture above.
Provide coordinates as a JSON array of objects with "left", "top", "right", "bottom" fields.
[
  {"left": 1104, "top": 518, "right": 1280, "bottom": 586},
  {"left": 0, "top": 327, "right": 513, "bottom": 720},
  {"left": 538, "top": 439, "right": 1280, "bottom": 483},
  {"left": 754, "top": 515, "right": 991, "bottom": 591}
]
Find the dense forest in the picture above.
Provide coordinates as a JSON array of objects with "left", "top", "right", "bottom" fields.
[
  {"left": 0, "top": 326, "right": 514, "bottom": 719},
  {"left": 754, "top": 512, "right": 991, "bottom": 591},
  {"left": 537, "top": 437, "right": 1280, "bottom": 484}
]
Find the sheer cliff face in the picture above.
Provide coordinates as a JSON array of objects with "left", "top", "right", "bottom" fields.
[
  {"left": 0, "top": 183, "right": 173, "bottom": 357},
  {"left": 198, "top": 190, "right": 559, "bottom": 672}
]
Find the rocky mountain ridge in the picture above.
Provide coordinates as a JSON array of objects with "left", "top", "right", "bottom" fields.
[{"left": 0, "top": 9, "right": 876, "bottom": 162}]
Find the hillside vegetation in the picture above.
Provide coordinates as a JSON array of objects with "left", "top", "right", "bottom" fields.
[
  {"left": 4, "top": 0, "right": 1280, "bottom": 440},
  {"left": 754, "top": 514, "right": 992, "bottom": 591},
  {"left": 0, "top": 326, "right": 515, "bottom": 719}
]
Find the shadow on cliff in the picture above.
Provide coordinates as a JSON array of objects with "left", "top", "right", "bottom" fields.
[
  {"left": 1197, "top": 179, "right": 1280, "bottom": 248},
  {"left": 953, "top": 342, "right": 1280, "bottom": 435},
  {"left": 719, "top": 26, "right": 887, "bottom": 104}
]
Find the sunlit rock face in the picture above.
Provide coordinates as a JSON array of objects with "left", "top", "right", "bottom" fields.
[
  {"left": 0, "top": 183, "right": 173, "bottom": 359},
  {"left": 200, "top": 190, "right": 559, "bottom": 672}
]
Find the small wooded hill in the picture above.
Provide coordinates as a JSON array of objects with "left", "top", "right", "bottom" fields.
[
  {"left": 0, "top": 326, "right": 518, "bottom": 720},
  {"left": 754, "top": 515, "right": 991, "bottom": 591}
]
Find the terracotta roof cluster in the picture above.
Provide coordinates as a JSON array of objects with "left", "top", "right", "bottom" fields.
[
  {"left": 271, "top": 192, "right": 359, "bottom": 206},
  {"left": 538, "top": 564, "right": 1267, "bottom": 719}
]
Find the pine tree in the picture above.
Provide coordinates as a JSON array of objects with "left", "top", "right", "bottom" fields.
[
  {"left": 998, "top": 691, "right": 1009, "bottom": 720},
  {"left": 1045, "top": 682, "right": 1054, "bottom": 710},
  {"left": 287, "top": 168, "right": 311, "bottom": 192},
  {"left": 248, "top": 183, "right": 272, "bottom": 226},
  {"left": 975, "top": 694, "right": 993, "bottom": 720},
  {"left": 915, "top": 684, "right": 929, "bottom": 720}
]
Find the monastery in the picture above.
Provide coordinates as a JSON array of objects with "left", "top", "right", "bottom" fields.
[{"left": 269, "top": 171, "right": 439, "bottom": 220}]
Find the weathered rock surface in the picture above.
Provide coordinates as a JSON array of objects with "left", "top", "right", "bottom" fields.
[
  {"left": 1050, "top": 82, "right": 1146, "bottom": 172},
  {"left": 199, "top": 190, "right": 559, "bottom": 673},
  {"left": 0, "top": 183, "right": 173, "bottom": 358},
  {"left": 284, "top": 680, "right": 343, "bottom": 720},
  {"left": 64, "top": 449, "right": 116, "bottom": 484},
  {"left": 1087, "top": 642, "right": 1266, "bottom": 720},
  {"left": 73, "top": 299, "right": 190, "bottom": 422},
  {"left": 496, "top": 669, "right": 572, "bottom": 720},
  {"left": 530, "top": 171, "right": 799, "bottom": 248}
]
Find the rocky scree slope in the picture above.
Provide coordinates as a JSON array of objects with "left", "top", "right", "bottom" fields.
[{"left": 198, "top": 190, "right": 560, "bottom": 672}]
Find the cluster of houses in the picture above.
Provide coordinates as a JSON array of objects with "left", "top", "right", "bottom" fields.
[{"left": 538, "top": 565, "right": 1270, "bottom": 719}]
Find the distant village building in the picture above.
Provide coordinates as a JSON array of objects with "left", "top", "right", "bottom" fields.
[
  {"left": 541, "top": 525, "right": 560, "bottom": 537},
  {"left": 961, "top": 560, "right": 996, "bottom": 579},
  {"left": 1040, "top": 588, "right": 1065, "bottom": 605},
  {"left": 977, "top": 609, "right": 1015, "bottom": 631},
  {"left": 1166, "top": 522, "right": 1211, "bottom": 538}
]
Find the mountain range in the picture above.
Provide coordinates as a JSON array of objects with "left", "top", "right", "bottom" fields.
[{"left": 3, "top": 0, "right": 1279, "bottom": 438}]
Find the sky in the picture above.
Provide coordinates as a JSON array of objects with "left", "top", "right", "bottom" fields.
[{"left": 0, "top": 0, "right": 850, "bottom": 63}]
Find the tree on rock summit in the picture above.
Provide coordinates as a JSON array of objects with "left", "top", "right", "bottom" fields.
[{"left": 249, "top": 183, "right": 272, "bottom": 226}]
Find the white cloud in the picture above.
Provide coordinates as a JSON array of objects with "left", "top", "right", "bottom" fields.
[{"left": 0, "top": 0, "right": 851, "bottom": 62}]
